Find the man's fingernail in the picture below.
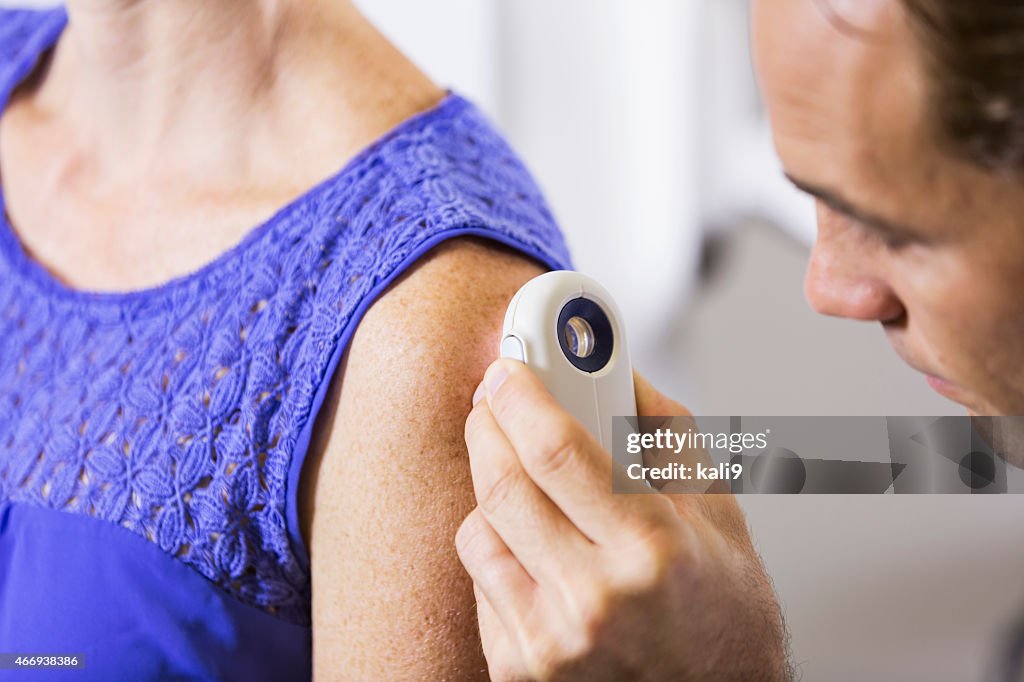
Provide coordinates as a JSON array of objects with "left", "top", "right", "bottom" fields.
[
  {"left": 472, "top": 381, "right": 486, "bottom": 406},
  {"left": 485, "top": 363, "right": 510, "bottom": 398}
]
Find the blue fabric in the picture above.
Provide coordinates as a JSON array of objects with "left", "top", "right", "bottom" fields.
[
  {"left": 0, "top": 501, "right": 312, "bottom": 681},
  {"left": 0, "top": 5, "right": 573, "bottom": 679}
]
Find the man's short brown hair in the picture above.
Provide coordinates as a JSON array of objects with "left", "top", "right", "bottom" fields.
[{"left": 902, "top": 1, "right": 1024, "bottom": 173}]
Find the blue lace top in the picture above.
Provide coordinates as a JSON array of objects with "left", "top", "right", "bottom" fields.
[{"left": 0, "top": 6, "right": 573, "bottom": 680}]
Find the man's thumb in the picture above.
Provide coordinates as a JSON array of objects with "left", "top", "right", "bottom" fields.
[{"left": 633, "top": 371, "right": 692, "bottom": 419}]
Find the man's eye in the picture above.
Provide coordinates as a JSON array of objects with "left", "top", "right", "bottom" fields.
[
  {"left": 856, "top": 220, "right": 919, "bottom": 250},
  {"left": 880, "top": 231, "right": 913, "bottom": 250}
]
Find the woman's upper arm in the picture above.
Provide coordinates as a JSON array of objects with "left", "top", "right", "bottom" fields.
[{"left": 300, "top": 237, "right": 548, "bottom": 680}]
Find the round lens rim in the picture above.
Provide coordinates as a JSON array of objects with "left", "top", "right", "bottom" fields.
[{"left": 556, "top": 297, "right": 614, "bottom": 373}]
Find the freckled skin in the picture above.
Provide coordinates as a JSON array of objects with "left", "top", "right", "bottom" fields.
[
  {"left": 300, "top": 238, "right": 547, "bottom": 679},
  {"left": 753, "top": 0, "right": 1024, "bottom": 416}
]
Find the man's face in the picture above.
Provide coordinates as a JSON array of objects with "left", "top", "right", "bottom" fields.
[{"left": 753, "top": 0, "right": 1024, "bottom": 415}]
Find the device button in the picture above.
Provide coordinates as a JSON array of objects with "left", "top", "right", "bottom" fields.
[{"left": 500, "top": 334, "right": 526, "bottom": 362}]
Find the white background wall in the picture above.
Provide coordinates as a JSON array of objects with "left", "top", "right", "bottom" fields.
[{"left": 4, "top": 1, "right": 1023, "bottom": 679}]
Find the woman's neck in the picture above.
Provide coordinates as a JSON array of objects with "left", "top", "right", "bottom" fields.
[
  {"left": 39, "top": 1, "right": 302, "bottom": 174},
  {"left": 29, "top": 0, "right": 440, "bottom": 186},
  {"left": 0, "top": 0, "right": 441, "bottom": 292}
]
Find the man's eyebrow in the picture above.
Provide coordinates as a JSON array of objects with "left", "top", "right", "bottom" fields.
[{"left": 784, "top": 173, "right": 920, "bottom": 239}]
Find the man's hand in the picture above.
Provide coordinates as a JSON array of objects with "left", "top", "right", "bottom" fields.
[{"left": 457, "top": 359, "right": 791, "bottom": 681}]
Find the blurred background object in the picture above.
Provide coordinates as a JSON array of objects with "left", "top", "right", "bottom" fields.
[{"left": 6, "top": 1, "right": 1024, "bottom": 679}]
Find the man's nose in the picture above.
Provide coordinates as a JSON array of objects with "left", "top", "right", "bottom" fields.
[{"left": 804, "top": 223, "right": 905, "bottom": 323}]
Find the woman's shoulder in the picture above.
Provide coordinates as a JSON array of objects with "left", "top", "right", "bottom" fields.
[{"left": 298, "top": 233, "right": 549, "bottom": 677}]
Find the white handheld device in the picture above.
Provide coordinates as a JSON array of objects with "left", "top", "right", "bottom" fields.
[{"left": 500, "top": 271, "right": 641, "bottom": 471}]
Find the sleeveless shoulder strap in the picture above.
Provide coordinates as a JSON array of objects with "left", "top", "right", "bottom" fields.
[{"left": 0, "top": 7, "right": 66, "bottom": 103}]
